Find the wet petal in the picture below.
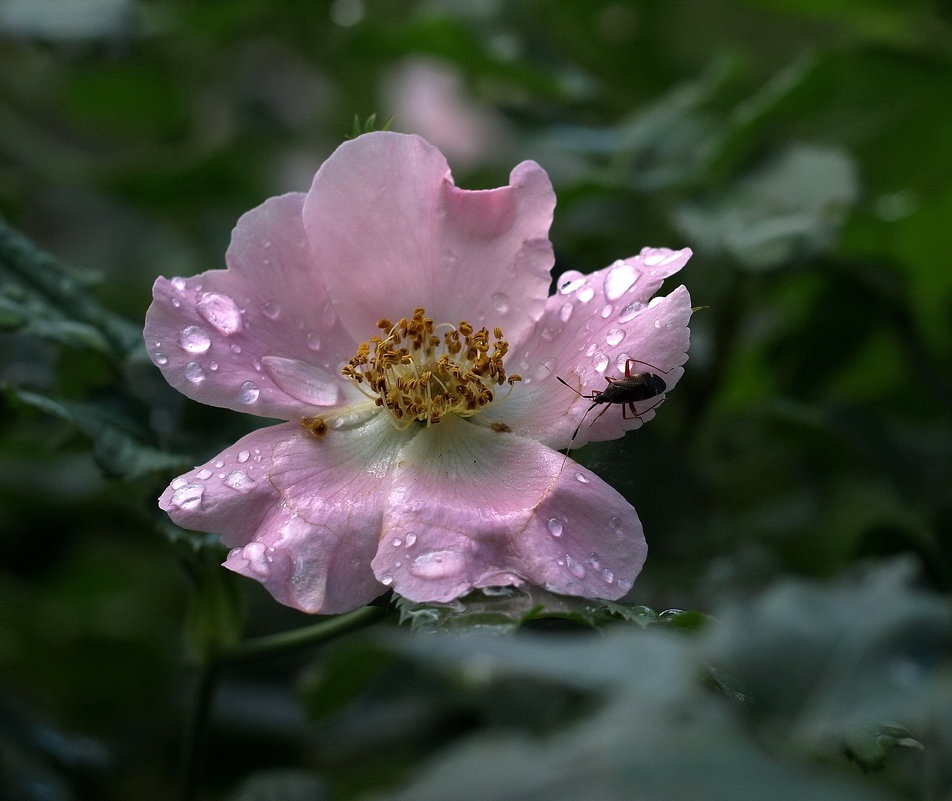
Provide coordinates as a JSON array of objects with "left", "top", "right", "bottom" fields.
[
  {"left": 373, "top": 417, "right": 646, "bottom": 602},
  {"left": 302, "top": 131, "right": 554, "bottom": 343},
  {"left": 496, "top": 250, "right": 692, "bottom": 449},
  {"left": 144, "top": 193, "right": 358, "bottom": 420}
]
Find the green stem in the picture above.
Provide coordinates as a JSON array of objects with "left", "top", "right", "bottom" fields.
[
  {"left": 177, "top": 660, "right": 219, "bottom": 801},
  {"left": 223, "top": 604, "right": 386, "bottom": 663}
]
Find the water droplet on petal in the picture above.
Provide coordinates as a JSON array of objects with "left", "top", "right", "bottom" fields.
[
  {"left": 153, "top": 352, "right": 168, "bottom": 366},
  {"left": 380, "top": 574, "right": 394, "bottom": 586},
  {"left": 604, "top": 260, "right": 637, "bottom": 300},
  {"left": 558, "top": 272, "right": 586, "bottom": 294},
  {"left": 224, "top": 469, "right": 257, "bottom": 493},
  {"left": 559, "top": 302, "right": 573, "bottom": 322},
  {"left": 196, "top": 468, "right": 212, "bottom": 480},
  {"left": 491, "top": 292, "right": 509, "bottom": 313},
  {"left": 642, "top": 249, "right": 666, "bottom": 266},
  {"left": 586, "top": 552, "right": 601, "bottom": 569},
  {"left": 600, "top": 303, "right": 613, "bottom": 318},
  {"left": 209, "top": 361, "right": 219, "bottom": 371},
  {"left": 410, "top": 550, "right": 465, "bottom": 579},
  {"left": 616, "top": 577, "right": 633, "bottom": 592},
  {"left": 565, "top": 555, "right": 586, "bottom": 579},
  {"left": 196, "top": 293, "right": 243, "bottom": 335},
  {"left": 180, "top": 326, "right": 211, "bottom": 353},
  {"left": 230, "top": 344, "right": 242, "bottom": 354},
  {"left": 606, "top": 328, "right": 625, "bottom": 346},
  {"left": 306, "top": 331, "right": 321, "bottom": 351},
  {"left": 237, "top": 450, "right": 250, "bottom": 463},
  {"left": 170, "top": 483, "right": 204, "bottom": 510},
  {"left": 391, "top": 538, "right": 403, "bottom": 547},
  {"left": 546, "top": 517, "right": 563, "bottom": 537},
  {"left": 184, "top": 362, "right": 205, "bottom": 383},
  {"left": 577, "top": 286, "right": 595, "bottom": 303},
  {"left": 238, "top": 381, "right": 259, "bottom": 404},
  {"left": 618, "top": 302, "right": 642, "bottom": 323},
  {"left": 608, "top": 515, "right": 621, "bottom": 531},
  {"left": 653, "top": 318, "right": 672, "bottom": 329},
  {"left": 594, "top": 353, "right": 609, "bottom": 373},
  {"left": 575, "top": 472, "right": 590, "bottom": 483},
  {"left": 404, "top": 532, "right": 417, "bottom": 547},
  {"left": 261, "top": 300, "right": 281, "bottom": 320},
  {"left": 602, "top": 568, "right": 615, "bottom": 584},
  {"left": 171, "top": 277, "right": 187, "bottom": 291}
]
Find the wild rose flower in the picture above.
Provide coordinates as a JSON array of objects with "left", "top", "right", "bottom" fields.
[{"left": 145, "top": 132, "right": 692, "bottom": 614}]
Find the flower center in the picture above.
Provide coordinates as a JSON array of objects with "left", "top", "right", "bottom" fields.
[{"left": 339, "top": 307, "right": 521, "bottom": 430}]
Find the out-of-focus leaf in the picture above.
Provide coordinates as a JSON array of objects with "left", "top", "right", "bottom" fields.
[
  {"left": 1, "top": 384, "right": 190, "bottom": 479},
  {"left": 228, "top": 770, "right": 327, "bottom": 801},
  {"left": 0, "top": 219, "right": 140, "bottom": 357},
  {"left": 0, "top": 0, "right": 132, "bottom": 42},
  {"left": 704, "top": 558, "right": 952, "bottom": 749},
  {"left": 183, "top": 550, "right": 245, "bottom": 663},
  {"left": 675, "top": 144, "right": 858, "bottom": 270}
]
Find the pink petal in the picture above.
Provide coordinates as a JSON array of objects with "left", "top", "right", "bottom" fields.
[
  {"left": 255, "top": 413, "right": 416, "bottom": 613},
  {"left": 302, "top": 131, "right": 555, "bottom": 345},
  {"left": 494, "top": 249, "right": 693, "bottom": 449},
  {"left": 144, "top": 193, "right": 358, "bottom": 420},
  {"left": 373, "top": 417, "right": 646, "bottom": 602},
  {"left": 160, "top": 417, "right": 407, "bottom": 614}
]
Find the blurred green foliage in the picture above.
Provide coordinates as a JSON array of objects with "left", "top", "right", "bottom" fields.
[{"left": 1, "top": 0, "right": 950, "bottom": 799}]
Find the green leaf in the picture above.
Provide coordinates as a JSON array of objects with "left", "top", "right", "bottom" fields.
[{"left": 2, "top": 384, "right": 191, "bottom": 480}]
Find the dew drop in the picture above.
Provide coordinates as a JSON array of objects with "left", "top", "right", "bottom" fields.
[
  {"left": 171, "top": 298, "right": 181, "bottom": 308},
  {"left": 410, "top": 550, "right": 465, "bottom": 579},
  {"left": 238, "top": 381, "right": 259, "bottom": 404},
  {"left": 602, "top": 568, "right": 615, "bottom": 584},
  {"left": 184, "top": 362, "right": 205, "bottom": 383},
  {"left": 153, "top": 352, "right": 168, "bottom": 366},
  {"left": 616, "top": 577, "right": 633, "bottom": 592},
  {"left": 565, "top": 555, "right": 586, "bottom": 579},
  {"left": 600, "top": 303, "right": 613, "bottom": 318},
  {"left": 196, "top": 468, "right": 212, "bottom": 480},
  {"left": 540, "top": 325, "right": 558, "bottom": 342},
  {"left": 196, "top": 293, "right": 243, "bottom": 335},
  {"left": 585, "top": 342, "right": 598, "bottom": 357},
  {"left": 618, "top": 302, "right": 642, "bottom": 323},
  {"left": 603, "top": 260, "right": 637, "bottom": 300},
  {"left": 380, "top": 574, "right": 394, "bottom": 586},
  {"left": 491, "top": 292, "right": 510, "bottom": 313},
  {"left": 642, "top": 249, "right": 666, "bottom": 266},
  {"left": 179, "top": 326, "right": 211, "bottom": 353},
  {"left": 586, "top": 552, "right": 601, "bottom": 569},
  {"left": 577, "top": 286, "right": 595, "bottom": 303},
  {"left": 558, "top": 272, "right": 586, "bottom": 294},
  {"left": 404, "top": 532, "right": 417, "bottom": 547},
  {"left": 209, "top": 361, "right": 219, "bottom": 371},
  {"left": 608, "top": 515, "right": 621, "bottom": 531},
  {"left": 237, "top": 450, "right": 250, "bottom": 463},
  {"left": 171, "top": 277, "right": 187, "bottom": 291},
  {"left": 214, "top": 460, "right": 224, "bottom": 468},
  {"left": 224, "top": 470, "right": 257, "bottom": 493},
  {"left": 546, "top": 517, "right": 564, "bottom": 537},
  {"left": 305, "top": 331, "right": 321, "bottom": 351},
  {"left": 170, "top": 483, "right": 204, "bottom": 510},
  {"left": 606, "top": 328, "right": 625, "bottom": 346},
  {"left": 170, "top": 477, "right": 186, "bottom": 490},
  {"left": 261, "top": 300, "right": 281, "bottom": 320},
  {"left": 653, "top": 318, "right": 672, "bottom": 329},
  {"left": 391, "top": 538, "right": 403, "bottom": 548},
  {"left": 594, "top": 353, "right": 609, "bottom": 373},
  {"left": 575, "top": 472, "right": 590, "bottom": 483},
  {"left": 230, "top": 344, "right": 242, "bottom": 354},
  {"left": 559, "top": 302, "right": 573, "bottom": 322}
]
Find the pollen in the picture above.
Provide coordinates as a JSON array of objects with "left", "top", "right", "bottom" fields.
[{"left": 341, "top": 307, "right": 520, "bottom": 429}]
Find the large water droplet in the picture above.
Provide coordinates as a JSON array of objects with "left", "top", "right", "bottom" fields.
[
  {"left": 618, "top": 302, "right": 642, "bottom": 324},
  {"left": 196, "top": 293, "right": 243, "bottom": 335},
  {"left": 594, "top": 353, "right": 609, "bottom": 373},
  {"left": 565, "top": 555, "right": 586, "bottom": 579},
  {"left": 180, "top": 326, "right": 211, "bottom": 353},
  {"left": 238, "top": 381, "right": 259, "bottom": 404},
  {"left": 224, "top": 469, "right": 257, "bottom": 493},
  {"left": 642, "top": 249, "right": 667, "bottom": 266},
  {"left": 491, "top": 292, "right": 509, "bottom": 313},
  {"left": 237, "top": 450, "right": 250, "bottom": 463},
  {"left": 577, "top": 286, "right": 595, "bottom": 303},
  {"left": 606, "top": 328, "right": 625, "bottom": 346},
  {"left": 184, "top": 362, "right": 205, "bottom": 383},
  {"left": 170, "top": 483, "right": 204, "bottom": 510},
  {"left": 261, "top": 356, "right": 339, "bottom": 406},
  {"left": 558, "top": 271, "right": 586, "bottom": 294},
  {"left": 546, "top": 517, "right": 564, "bottom": 537},
  {"left": 604, "top": 260, "right": 637, "bottom": 300},
  {"left": 409, "top": 550, "right": 465, "bottom": 579},
  {"left": 404, "top": 532, "right": 417, "bottom": 547}
]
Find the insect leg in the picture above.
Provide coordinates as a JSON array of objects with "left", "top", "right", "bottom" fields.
[{"left": 623, "top": 357, "right": 671, "bottom": 376}]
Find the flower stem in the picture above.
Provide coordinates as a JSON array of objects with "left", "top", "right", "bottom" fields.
[{"left": 176, "top": 604, "right": 385, "bottom": 801}]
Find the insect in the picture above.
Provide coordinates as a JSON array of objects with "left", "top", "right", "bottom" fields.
[{"left": 555, "top": 358, "right": 670, "bottom": 445}]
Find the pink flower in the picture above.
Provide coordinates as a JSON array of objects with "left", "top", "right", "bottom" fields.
[{"left": 145, "top": 132, "right": 692, "bottom": 615}]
